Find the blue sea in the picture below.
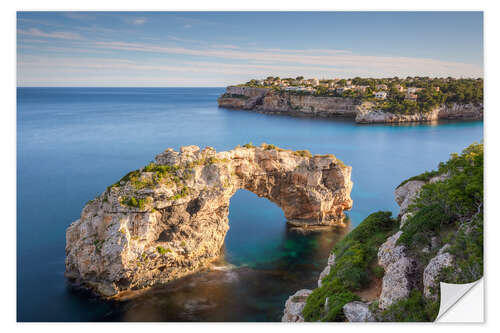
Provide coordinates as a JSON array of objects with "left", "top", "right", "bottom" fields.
[{"left": 17, "top": 87, "right": 483, "bottom": 321}]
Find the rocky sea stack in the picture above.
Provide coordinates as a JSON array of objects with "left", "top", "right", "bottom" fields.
[{"left": 65, "top": 144, "right": 353, "bottom": 297}]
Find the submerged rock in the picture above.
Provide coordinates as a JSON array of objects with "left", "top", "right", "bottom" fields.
[
  {"left": 65, "top": 145, "right": 353, "bottom": 297},
  {"left": 281, "top": 289, "right": 312, "bottom": 322},
  {"left": 343, "top": 301, "right": 376, "bottom": 322}
]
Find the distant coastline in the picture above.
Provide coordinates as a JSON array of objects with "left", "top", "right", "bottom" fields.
[{"left": 217, "top": 77, "right": 483, "bottom": 124}]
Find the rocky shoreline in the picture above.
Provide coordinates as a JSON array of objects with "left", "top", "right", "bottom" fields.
[
  {"left": 282, "top": 176, "right": 452, "bottom": 322},
  {"left": 281, "top": 143, "right": 483, "bottom": 322},
  {"left": 218, "top": 86, "right": 483, "bottom": 124},
  {"left": 65, "top": 144, "right": 353, "bottom": 298}
]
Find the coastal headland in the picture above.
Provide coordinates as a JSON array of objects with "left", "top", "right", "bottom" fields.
[{"left": 218, "top": 77, "right": 483, "bottom": 124}]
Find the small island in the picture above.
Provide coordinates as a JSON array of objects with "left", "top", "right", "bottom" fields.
[{"left": 218, "top": 76, "right": 483, "bottom": 124}]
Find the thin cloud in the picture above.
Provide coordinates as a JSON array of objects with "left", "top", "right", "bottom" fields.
[
  {"left": 63, "top": 13, "right": 97, "bottom": 21},
  {"left": 168, "top": 35, "right": 206, "bottom": 44},
  {"left": 211, "top": 44, "right": 240, "bottom": 49},
  {"left": 183, "top": 24, "right": 192, "bottom": 29},
  {"left": 91, "top": 41, "right": 483, "bottom": 77},
  {"left": 133, "top": 18, "right": 147, "bottom": 25},
  {"left": 20, "top": 28, "right": 83, "bottom": 40},
  {"left": 17, "top": 54, "right": 483, "bottom": 80}
]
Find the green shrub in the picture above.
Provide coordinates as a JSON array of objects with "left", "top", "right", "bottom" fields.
[
  {"left": 397, "top": 170, "right": 440, "bottom": 188},
  {"left": 168, "top": 186, "right": 190, "bottom": 201},
  {"left": 120, "top": 196, "right": 146, "bottom": 210},
  {"left": 394, "top": 142, "right": 483, "bottom": 308},
  {"left": 242, "top": 142, "right": 256, "bottom": 148},
  {"left": 293, "top": 150, "right": 312, "bottom": 158},
  {"left": 380, "top": 290, "right": 431, "bottom": 322},
  {"left": 439, "top": 214, "right": 483, "bottom": 284},
  {"left": 398, "top": 142, "right": 483, "bottom": 254},
  {"left": 303, "top": 211, "right": 397, "bottom": 322},
  {"left": 398, "top": 204, "right": 453, "bottom": 247},
  {"left": 373, "top": 265, "right": 385, "bottom": 279},
  {"left": 156, "top": 246, "right": 171, "bottom": 255},
  {"left": 324, "top": 291, "right": 361, "bottom": 321}
]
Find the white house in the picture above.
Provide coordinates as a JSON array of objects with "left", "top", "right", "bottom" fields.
[
  {"left": 307, "top": 78, "right": 319, "bottom": 86},
  {"left": 407, "top": 87, "right": 421, "bottom": 94},
  {"left": 354, "top": 85, "right": 369, "bottom": 92},
  {"left": 374, "top": 91, "right": 387, "bottom": 99}
]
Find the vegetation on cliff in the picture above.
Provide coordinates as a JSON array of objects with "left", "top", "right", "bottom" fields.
[
  {"left": 234, "top": 76, "right": 483, "bottom": 115},
  {"left": 398, "top": 142, "right": 483, "bottom": 276},
  {"left": 301, "top": 142, "right": 483, "bottom": 322},
  {"left": 302, "top": 211, "right": 398, "bottom": 321}
]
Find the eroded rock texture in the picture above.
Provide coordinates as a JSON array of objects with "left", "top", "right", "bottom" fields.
[
  {"left": 343, "top": 301, "right": 376, "bottom": 322},
  {"left": 318, "top": 253, "right": 336, "bottom": 287},
  {"left": 65, "top": 144, "right": 353, "bottom": 297},
  {"left": 281, "top": 289, "right": 313, "bottom": 322},
  {"left": 377, "top": 231, "right": 417, "bottom": 309},
  {"left": 423, "top": 245, "right": 454, "bottom": 300}
]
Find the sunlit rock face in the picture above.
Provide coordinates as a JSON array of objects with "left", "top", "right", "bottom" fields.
[
  {"left": 218, "top": 87, "right": 483, "bottom": 123},
  {"left": 65, "top": 144, "right": 353, "bottom": 297}
]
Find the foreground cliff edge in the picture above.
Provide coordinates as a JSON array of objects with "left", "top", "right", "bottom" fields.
[
  {"left": 65, "top": 144, "right": 353, "bottom": 297},
  {"left": 218, "top": 86, "right": 483, "bottom": 124},
  {"left": 282, "top": 142, "right": 483, "bottom": 322}
]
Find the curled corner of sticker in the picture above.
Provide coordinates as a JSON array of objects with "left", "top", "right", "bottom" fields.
[{"left": 435, "top": 278, "right": 484, "bottom": 323}]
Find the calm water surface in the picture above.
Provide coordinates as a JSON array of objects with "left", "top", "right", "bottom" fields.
[{"left": 17, "top": 87, "right": 483, "bottom": 321}]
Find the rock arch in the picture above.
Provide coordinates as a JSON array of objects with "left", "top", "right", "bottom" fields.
[{"left": 65, "top": 144, "right": 353, "bottom": 297}]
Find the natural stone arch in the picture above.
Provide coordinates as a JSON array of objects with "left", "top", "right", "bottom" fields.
[{"left": 65, "top": 144, "right": 353, "bottom": 297}]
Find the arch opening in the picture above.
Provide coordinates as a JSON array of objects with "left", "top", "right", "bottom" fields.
[{"left": 225, "top": 189, "right": 286, "bottom": 267}]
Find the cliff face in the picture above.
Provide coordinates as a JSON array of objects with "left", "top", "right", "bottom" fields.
[
  {"left": 218, "top": 86, "right": 483, "bottom": 123},
  {"left": 65, "top": 145, "right": 353, "bottom": 297},
  {"left": 282, "top": 143, "right": 483, "bottom": 322},
  {"left": 218, "top": 86, "right": 359, "bottom": 117},
  {"left": 355, "top": 104, "right": 483, "bottom": 124}
]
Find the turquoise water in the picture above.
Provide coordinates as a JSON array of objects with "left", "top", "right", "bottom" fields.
[{"left": 17, "top": 87, "right": 483, "bottom": 321}]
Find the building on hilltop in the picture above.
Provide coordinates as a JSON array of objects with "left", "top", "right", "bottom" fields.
[
  {"left": 394, "top": 84, "right": 405, "bottom": 92},
  {"left": 354, "top": 85, "right": 369, "bottom": 93},
  {"left": 306, "top": 78, "right": 319, "bottom": 86},
  {"left": 405, "top": 93, "right": 418, "bottom": 101},
  {"left": 407, "top": 87, "right": 422, "bottom": 94}
]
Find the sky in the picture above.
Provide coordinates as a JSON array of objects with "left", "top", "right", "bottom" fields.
[{"left": 17, "top": 11, "right": 484, "bottom": 87}]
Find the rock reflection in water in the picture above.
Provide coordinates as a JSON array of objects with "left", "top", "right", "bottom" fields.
[{"left": 115, "top": 223, "right": 350, "bottom": 322}]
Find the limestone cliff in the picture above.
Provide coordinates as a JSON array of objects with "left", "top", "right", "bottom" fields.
[
  {"left": 65, "top": 144, "right": 353, "bottom": 297},
  {"left": 218, "top": 86, "right": 361, "bottom": 117},
  {"left": 355, "top": 103, "right": 483, "bottom": 124},
  {"left": 282, "top": 143, "right": 483, "bottom": 322},
  {"left": 218, "top": 86, "right": 483, "bottom": 123}
]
